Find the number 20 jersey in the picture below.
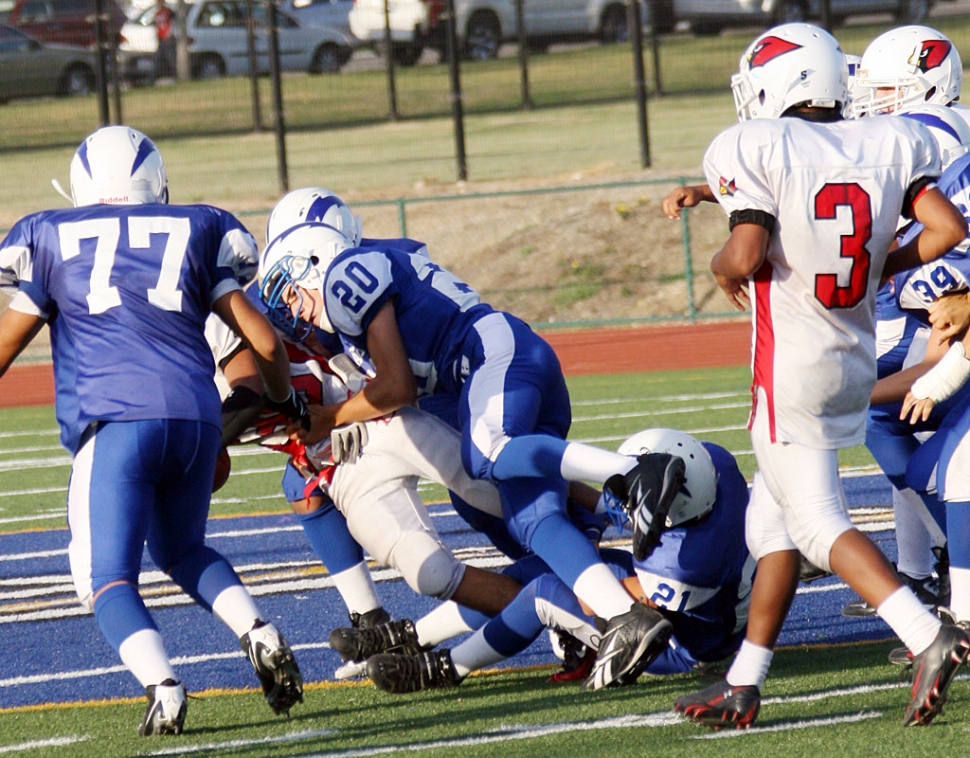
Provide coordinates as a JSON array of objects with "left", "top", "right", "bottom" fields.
[
  {"left": 0, "top": 203, "right": 258, "bottom": 452},
  {"left": 704, "top": 116, "right": 940, "bottom": 448}
]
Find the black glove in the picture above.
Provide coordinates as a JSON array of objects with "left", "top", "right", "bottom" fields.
[
  {"left": 220, "top": 386, "right": 265, "bottom": 447},
  {"left": 266, "top": 388, "right": 311, "bottom": 431}
]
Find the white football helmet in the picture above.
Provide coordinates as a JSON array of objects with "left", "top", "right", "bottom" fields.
[
  {"left": 258, "top": 222, "right": 352, "bottom": 337},
  {"left": 731, "top": 23, "right": 848, "bottom": 122},
  {"left": 265, "top": 187, "right": 362, "bottom": 247},
  {"left": 898, "top": 103, "right": 970, "bottom": 170},
  {"left": 850, "top": 26, "right": 962, "bottom": 118},
  {"left": 70, "top": 126, "right": 168, "bottom": 207},
  {"left": 617, "top": 428, "right": 718, "bottom": 527}
]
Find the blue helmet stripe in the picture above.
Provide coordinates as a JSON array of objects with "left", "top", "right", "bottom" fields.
[
  {"left": 305, "top": 196, "right": 344, "bottom": 223},
  {"left": 77, "top": 140, "right": 92, "bottom": 177},
  {"left": 130, "top": 137, "right": 157, "bottom": 175},
  {"left": 903, "top": 112, "right": 962, "bottom": 143}
]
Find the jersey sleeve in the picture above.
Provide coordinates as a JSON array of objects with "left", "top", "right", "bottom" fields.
[
  {"left": 0, "top": 215, "right": 52, "bottom": 318},
  {"left": 322, "top": 249, "right": 396, "bottom": 337},
  {"left": 204, "top": 312, "right": 244, "bottom": 371},
  {"left": 703, "top": 124, "right": 778, "bottom": 223},
  {"left": 210, "top": 210, "right": 259, "bottom": 304}
]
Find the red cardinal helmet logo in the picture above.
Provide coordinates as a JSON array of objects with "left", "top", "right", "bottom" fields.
[
  {"left": 747, "top": 36, "right": 802, "bottom": 68},
  {"left": 911, "top": 39, "right": 952, "bottom": 73}
]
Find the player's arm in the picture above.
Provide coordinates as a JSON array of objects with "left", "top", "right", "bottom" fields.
[
  {"left": 710, "top": 220, "right": 770, "bottom": 311},
  {"left": 900, "top": 327, "right": 970, "bottom": 423},
  {"left": 662, "top": 184, "right": 717, "bottom": 219},
  {"left": 300, "top": 299, "right": 417, "bottom": 444},
  {"left": 0, "top": 306, "right": 45, "bottom": 378},
  {"left": 212, "top": 288, "right": 291, "bottom": 403},
  {"left": 928, "top": 290, "right": 970, "bottom": 344},
  {"left": 883, "top": 185, "right": 968, "bottom": 280},
  {"left": 870, "top": 323, "right": 951, "bottom": 406}
]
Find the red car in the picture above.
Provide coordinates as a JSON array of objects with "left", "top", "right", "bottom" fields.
[{"left": 0, "top": 0, "right": 126, "bottom": 48}]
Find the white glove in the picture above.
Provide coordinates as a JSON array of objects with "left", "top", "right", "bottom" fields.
[
  {"left": 330, "top": 422, "right": 368, "bottom": 463},
  {"left": 328, "top": 353, "right": 369, "bottom": 394}
]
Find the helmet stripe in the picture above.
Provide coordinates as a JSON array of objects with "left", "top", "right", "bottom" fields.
[
  {"left": 76, "top": 141, "right": 92, "bottom": 178},
  {"left": 305, "top": 196, "right": 345, "bottom": 223},
  {"left": 130, "top": 137, "right": 157, "bottom": 176},
  {"left": 904, "top": 112, "right": 962, "bottom": 142}
]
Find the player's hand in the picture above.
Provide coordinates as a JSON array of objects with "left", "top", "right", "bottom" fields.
[
  {"left": 900, "top": 391, "right": 936, "bottom": 424},
  {"left": 289, "top": 404, "right": 336, "bottom": 445},
  {"left": 928, "top": 291, "right": 970, "bottom": 344},
  {"left": 266, "top": 388, "right": 311, "bottom": 431},
  {"left": 330, "top": 421, "right": 368, "bottom": 463},
  {"left": 662, "top": 185, "right": 709, "bottom": 219},
  {"left": 715, "top": 274, "right": 750, "bottom": 311}
]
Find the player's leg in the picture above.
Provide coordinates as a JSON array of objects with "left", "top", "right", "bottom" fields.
[
  {"left": 68, "top": 420, "right": 184, "bottom": 735},
  {"left": 935, "top": 413, "right": 970, "bottom": 623},
  {"left": 148, "top": 420, "right": 302, "bottom": 718}
]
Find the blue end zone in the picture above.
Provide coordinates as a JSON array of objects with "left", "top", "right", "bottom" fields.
[{"left": 0, "top": 474, "right": 901, "bottom": 708}]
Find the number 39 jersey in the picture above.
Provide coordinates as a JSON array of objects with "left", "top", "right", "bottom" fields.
[
  {"left": 322, "top": 245, "right": 494, "bottom": 396},
  {"left": 0, "top": 203, "right": 258, "bottom": 452},
  {"left": 704, "top": 116, "right": 941, "bottom": 448}
]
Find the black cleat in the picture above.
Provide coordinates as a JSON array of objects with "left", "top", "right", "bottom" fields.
[
  {"left": 367, "top": 649, "right": 461, "bottom": 694},
  {"left": 350, "top": 607, "right": 392, "bottom": 629},
  {"left": 843, "top": 568, "right": 942, "bottom": 618},
  {"left": 903, "top": 623, "right": 970, "bottom": 726},
  {"left": 138, "top": 679, "right": 186, "bottom": 737},
  {"left": 625, "top": 453, "right": 686, "bottom": 561},
  {"left": 582, "top": 602, "right": 672, "bottom": 691},
  {"left": 674, "top": 679, "right": 761, "bottom": 729},
  {"left": 329, "top": 618, "right": 422, "bottom": 662},
  {"left": 240, "top": 620, "right": 304, "bottom": 717}
]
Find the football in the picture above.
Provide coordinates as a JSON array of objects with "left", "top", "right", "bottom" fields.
[{"left": 213, "top": 447, "right": 231, "bottom": 492}]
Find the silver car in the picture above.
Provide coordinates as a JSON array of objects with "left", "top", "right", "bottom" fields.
[
  {"left": 189, "top": 0, "right": 355, "bottom": 77},
  {"left": 673, "top": 0, "right": 934, "bottom": 35},
  {"left": 0, "top": 24, "right": 96, "bottom": 103}
]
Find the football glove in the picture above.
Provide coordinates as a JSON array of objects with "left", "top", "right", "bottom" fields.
[
  {"left": 220, "top": 385, "right": 265, "bottom": 447},
  {"left": 266, "top": 388, "right": 311, "bottom": 431},
  {"left": 331, "top": 422, "right": 368, "bottom": 463}
]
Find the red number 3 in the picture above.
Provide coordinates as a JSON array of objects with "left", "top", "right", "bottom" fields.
[{"left": 813, "top": 182, "right": 872, "bottom": 309}]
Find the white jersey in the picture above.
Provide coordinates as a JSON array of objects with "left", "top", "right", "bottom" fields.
[{"left": 704, "top": 116, "right": 941, "bottom": 448}]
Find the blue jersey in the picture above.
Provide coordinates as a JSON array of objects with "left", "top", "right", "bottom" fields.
[
  {"left": 896, "top": 151, "right": 970, "bottom": 323},
  {"left": 631, "top": 443, "right": 754, "bottom": 663},
  {"left": 0, "top": 203, "right": 257, "bottom": 452},
  {"left": 322, "top": 245, "right": 494, "bottom": 396},
  {"left": 875, "top": 281, "right": 926, "bottom": 380}
]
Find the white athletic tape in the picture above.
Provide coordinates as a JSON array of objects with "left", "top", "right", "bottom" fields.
[{"left": 912, "top": 342, "right": 970, "bottom": 403}]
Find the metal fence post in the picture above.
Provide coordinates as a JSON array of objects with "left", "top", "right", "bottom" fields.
[
  {"left": 628, "top": 0, "right": 650, "bottom": 168},
  {"left": 445, "top": 0, "right": 468, "bottom": 181},
  {"left": 267, "top": 1, "right": 289, "bottom": 193},
  {"left": 383, "top": 0, "right": 399, "bottom": 120}
]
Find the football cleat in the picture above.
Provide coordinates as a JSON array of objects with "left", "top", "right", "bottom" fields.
[
  {"left": 329, "top": 618, "right": 422, "bottom": 662},
  {"left": 903, "top": 623, "right": 970, "bottom": 726},
  {"left": 582, "top": 602, "right": 672, "bottom": 691},
  {"left": 842, "top": 569, "right": 942, "bottom": 618},
  {"left": 350, "top": 607, "right": 392, "bottom": 629},
  {"left": 625, "top": 453, "right": 686, "bottom": 561},
  {"left": 367, "top": 650, "right": 462, "bottom": 694},
  {"left": 548, "top": 631, "right": 597, "bottom": 684},
  {"left": 138, "top": 679, "right": 186, "bottom": 737},
  {"left": 240, "top": 620, "right": 304, "bottom": 717},
  {"left": 673, "top": 680, "right": 761, "bottom": 729}
]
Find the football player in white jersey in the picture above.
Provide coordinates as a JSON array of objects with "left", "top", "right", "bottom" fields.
[
  {"left": 0, "top": 127, "right": 307, "bottom": 735},
  {"left": 671, "top": 24, "right": 968, "bottom": 730},
  {"left": 257, "top": 219, "right": 685, "bottom": 691}
]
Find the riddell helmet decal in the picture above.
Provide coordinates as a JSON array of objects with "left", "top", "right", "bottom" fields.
[{"left": 748, "top": 36, "right": 802, "bottom": 68}]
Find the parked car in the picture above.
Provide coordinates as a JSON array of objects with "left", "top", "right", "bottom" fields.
[
  {"left": 0, "top": 0, "right": 126, "bottom": 48},
  {"left": 349, "top": 0, "right": 649, "bottom": 66},
  {"left": 282, "top": 0, "right": 354, "bottom": 39},
  {"left": 673, "top": 0, "right": 934, "bottom": 36},
  {"left": 120, "top": 0, "right": 355, "bottom": 81},
  {"left": 0, "top": 23, "right": 97, "bottom": 102}
]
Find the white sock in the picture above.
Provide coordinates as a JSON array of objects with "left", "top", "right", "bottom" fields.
[
  {"left": 877, "top": 586, "right": 941, "bottom": 655},
  {"left": 560, "top": 443, "right": 635, "bottom": 484},
  {"left": 118, "top": 628, "right": 177, "bottom": 688},
  {"left": 948, "top": 567, "right": 970, "bottom": 622},
  {"left": 572, "top": 563, "right": 634, "bottom": 619},
  {"left": 211, "top": 584, "right": 263, "bottom": 638},
  {"left": 331, "top": 561, "right": 382, "bottom": 617},
  {"left": 726, "top": 640, "right": 773, "bottom": 690},
  {"left": 450, "top": 628, "right": 503, "bottom": 679},
  {"left": 414, "top": 602, "right": 476, "bottom": 648}
]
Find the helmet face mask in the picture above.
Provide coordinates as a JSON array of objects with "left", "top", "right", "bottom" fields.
[
  {"left": 850, "top": 26, "right": 962, "bottom": 118},
  {"left": 266, "top": 187, "right": 362, "bottom": 246},
  {"left": 732, "top": 23, "right": 848, "bottom": 122},
  {"left": 258, "top": 222, "right": 352, "bottom": 336},
  {"left": 70, "top": 126, "right": 168, "bottom": 207},
  {"left": 617, "top": 428, "right": 718, "bottom": 528}
]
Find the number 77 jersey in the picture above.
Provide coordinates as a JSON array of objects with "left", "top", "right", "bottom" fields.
[
  {"left": 0, "top": 202, "right": 258, "bottom": 452},
  {"left": 703, "top": 115, "right": 941, "bottom": 449}
]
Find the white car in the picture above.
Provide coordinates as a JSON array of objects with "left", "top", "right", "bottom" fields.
[
  {"left": 282, "top": 0, "right": 354, "bottom": 39},
  {"left": 673, "top": 0, "right": 934, "bottom": 36},
  {"left": 349, "top": 0, "right": 647, "bottom": 66},
  {"left": 121, "top": 0, "right": 355, "bottom": 81}
]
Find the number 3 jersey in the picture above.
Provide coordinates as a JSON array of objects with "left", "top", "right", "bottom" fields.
[
  {"left": 704, "top": 116, "right": 941, "bottom": 448},
  {"left": 0, "top": 203, "right": 258, "bottom": 453}
]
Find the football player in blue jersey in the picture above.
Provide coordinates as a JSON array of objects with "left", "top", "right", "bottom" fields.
[
  {"left": 257, "top": 221, "right": 682, "bottom": 690},
  {"left": 359, "top": 429, "right": 755, "bottom": 694},
  {"left": 0, "top": 126, "right": 309, "bottom": 736}
]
